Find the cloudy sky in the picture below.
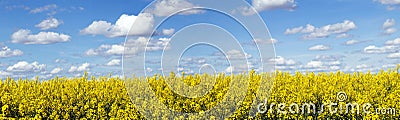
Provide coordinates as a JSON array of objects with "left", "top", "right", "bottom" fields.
[{"left": 0, "top": 0, "right": 399, "bottom": 78}]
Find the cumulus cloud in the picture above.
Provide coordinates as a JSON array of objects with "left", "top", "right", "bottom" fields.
[
  {"left": 304, "top": 61, "right": 323, "bottom": 68},
  {"left": 382, "top": 19, "right": 397, "bottom": 35},
  {"left": 284, "top": 26, "right": 303, "bottom": 34},
  {"left": 285, "top": 20, "right": 357, "bottom": 40},
  {"left": 85, "top": 44, "right": 122, "bottom": 56},
  {"left": 342, "top": 64, "right": 377, "bottom": 72},
  {"left": 85, "top": 37, "right": 170, "bottom": 56},
  {"left": 269, "top": 56, "right": 296, "bottom": 65},
  {"left": 344, "top": 40, "right": 361, "bottom": 45},
  {"left": 180, "top": 57, "right": 208, "bottom": 66},
  {"left": 356, "top": 64, "right": 371, "bottom": 69},
  {"left": 149, "top": 0, "right": 203, "bottom": 16},
  {"left": 0, "top": 71, "right": 12, "bottom": 77},
  {"left": 240, "top": 0, "right": 297, "bottom": 15},
  {"left": 308, "top": 45, "right": 331, "bottom": 51},
  {"left": 375, "top": 0, "right": 400, "bottom": 5},
  {"left": 5, "top": 5, "right": 30, "bottom": 11},
  {"left": 385, "top": 38, "right": 400, "bottom": 45},
  {"left": 106, "top": 59, "right": 121, "bottom": 66},
  {"left": 225, "top": 49, "right": 252, "bottom": 60},
  {"left": 11, "top": 29, "right": 70, "bottom": 44},
  {"left": 225, "top": 66, "right": 234, "bottom": 73},
  {"left": 162, "top": 28, "right": 175, "bottom": 36},
  {"left": 80, "top": 13, "right": 154, "bottom": 38},
  {"left": 254, "top": 38, "right": 278, "bottom": 44},
  {"left": 364, "top": 45, "right": 398, "bottom": 54},
  {"left": 336, "top": 33, "right": 352, "bottom": 39},
  {"left": 301, "top": 60, "right": 341, "bottom": 72},
  {"left": 313, "top": 55, "right": 344, "bottom": 62},
  {"left": 55, "top": 59, "right": 66, "bottom": 63},
  {"left": 388, "top": 53, "right": 400, "bottom": 59},
  {"left": 252, "top": 0, "right": 296, "bottom": 11},
  {"left": 35, "top": 18, "right": 62, "bottom": 30},
  {"left": 6, "top": 61, "right": 46, "bottom": 73},
  {"left": 383, "top": 18, "right": 396, "bottom": 29},
  {"left": 375, "top": 0, "right": 400, "bottom": 10},
  {"left": 0, "top": 46, "right": 23, "bottom": 58},
  {"left": 269, "top": 56, "right": 297, "bottom": 70},
  {"left": 30, "top": 4, "right": 57, "bottom": 14},
  {"left": 50, "top": 67, "right": 63, "bottom": 74},
  {"left": 69, "top": 63, "right": 90, "bottom": 73},
  {"left": 384, "top": 28, "right": 398, "bottom": 35}
]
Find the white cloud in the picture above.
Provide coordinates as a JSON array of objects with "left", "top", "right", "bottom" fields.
[
  {"left": 304, "top": 61, "right": 324, "bottom": 68},
  {"left": 180, "top": 57, "right": 208, "bottom": 66},
  {"left": 252, "top": 0, "right": 297, "bottom": 11},
  {"left": 225, "top": 66, "right": 234, "bottom": 73},
  {"left": 226, "top": 49, "right": 252, "bottom": 60},
  {"left": 162, "top": 28, "right": 175, "bottom": 36},
  {"left": 80, "top": 21, "right": 112, "bottom": 36},
  {"left": 344, "top": 64, "right": 377, "bottom": 72},
  {"left": 356, "top": 64, "right": 370, "bottom": 69},
  {"left": 364, "top": 45, "right": 398, "bottom": 54},
  {"left": 269, "top": 56, "right": 296, "bottom": 66},
  {"left": 6, "top": 61, "right": 46, "bottom": 73},
  {"left": 85, "top": 37, "right": 170, "bottom": 56},
  {"left": 284, "top": 26, "right": 303, "bottom": 34},
  {"left": 81, "top": 13, "right": 154, "bottom": 38},
  {"left": 85, "top": 49, "right": 100, "bottom": 56},
  {"left": 385, "top": 38, "right": 400, "bottom": 45},
  {"left": 344, "top": 40, "right": 361, "bottom": 45},
  {"left": 313, "top": 55, "right": 344, "bottom": 61},
  {"left": 30, "top": 4, "right": 57, "bottom": 14},
  {"left": 146, "top": 67, "right": 153, "bottom": 73},
  {"left": 269, "top": 56, "right": 297, "bottom": 70},
  {"left": 35, "top": 18, "right": 62, "bottom": 30},
  {"left": 5, "top": 5, "right": 30, "bottom": 11},
  {"left": 0, "top": 46, "right": 23, "bottom": 58},
  {"left": 241, "top": 0, "right": 297, "bottom": 15},
  {"left": 0, "top": 71, "right": 12, "bottom": 77},
  {"left": 105, "top": 45, "right": 125, "bottom": 55},
  {"left": 85, "top": 44, "right": 124, "bottom": 56},
  {"left": 150, "top": 0, "right": 203, "bottom": 17},
  {"left": 106, "top": 59, "right": 121, "bottom": 66},
  {"left": 301, "top": 60, "right": 341, "bottom": 72},
  {"left": 284, "top": 24, "right": 315, "bottom": 34},
  {"left": 375, "top": 0, "right": 400, "bottom": 5},
  {"left": 382, "top": 19, "right": 397, "bottom": 35},
  {"left": 55, "top": 59, "right": 66, "bottom": 63},
  {"left": 383, "top": 19, "right": 396, "bottom": 29},
  {"left": 384, "top": 28, "right": 398, "bottom": 35},
  {"left": 50, "top": 67, "right": 63, "bottom": 74},
  {"left": 308, "top": 45, "right": 331, "bottom": 51},
  {"left": 336, "top": 33, "right": 352, "bottom": 39},
  {"left": 285, "top": 20, "right": 357, "bottom": 39},
  {"left": 388, "top": 53, "right": 400, "bottom": 59},
  {"left": 254, "top": 38, "right": 278, "bottom": 44},
  {"left": 69, "top": 63, "right": 90, "bottom": 73},
  {"left": 11, "top": 29, "right": 70, "bottom": 44},
  {"left": 270, "top": 38, "right": 279, "bottom": 44}
]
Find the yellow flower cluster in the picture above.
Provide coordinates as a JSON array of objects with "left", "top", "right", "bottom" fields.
[
  {"left": 0, "top": 67, "right": 399, "bottom": 119},
  {"left": 0, "top": 73, "right": 143, "bottom": 119}
]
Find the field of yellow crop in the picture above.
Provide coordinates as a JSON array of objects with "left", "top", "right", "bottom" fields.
[{"left": 0, "top": 67, "right": 399, "bottom": 119}]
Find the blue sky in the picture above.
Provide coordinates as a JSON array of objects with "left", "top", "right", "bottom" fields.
[{"left": 0, "top": 0, "right": 399, "bottom": 78}]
